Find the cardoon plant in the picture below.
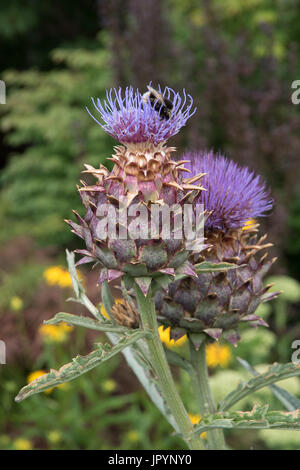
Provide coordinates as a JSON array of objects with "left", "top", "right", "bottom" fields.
[{"left": 16, "top": 85, "right": 300, "bottom": 451}]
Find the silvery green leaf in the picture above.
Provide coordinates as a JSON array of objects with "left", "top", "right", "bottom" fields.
[
  {"left": 45, "top": 312, "right": 127, "bottom": 333},
  {"left": 15, "top": 329, "right": 149, "bottom": 402},
  {"left": 237, "top": 357, "right": 300, "bottom": 411},
  {"left": 192, "top": 404, "right": 300, "bottom": 435},
  {"left": 220, "top": 361, "right": 300, "bottom": 411}
]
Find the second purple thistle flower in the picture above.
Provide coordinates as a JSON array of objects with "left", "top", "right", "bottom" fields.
[
  {"left": 184, "top": 150, "right": 274, "bottom": 231},
  {"left": 155, "top": 151, "right": 279, "bottom": 345}
]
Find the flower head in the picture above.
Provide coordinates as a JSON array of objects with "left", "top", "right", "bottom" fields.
[
  {"left": 69, "top": 85, "right": 204, "bottom": 287},
  {"left": 13, "top": 438, "right": 33, "bottom": 451},
  {"left": 158, "top": 325, "right": 187, "bottom": 348},
  {"left": 102, "top": 379, "right": 117, "bottom": 393},
  {"left": 206, "top": 343, "right": 232, "bottom": 368},
  {"left": 47, "top": 431, "right": 62, "bottom": 445},
  {"left": 184, "top": 151, "right": 273, "bottom": 231},
  {"left": 126, "top": 430, "right": 140, "bottom": 443},
  {"left": 39, "top": 323, "right": 73, "bottom": 343},
  {"left": 10, "top": 296, "right": 23, "bottom": 312},
  {"left": 43, "top": 266, "right": 73, "bottom": 288},
  {"left": 87, "top": 85, "right": 196, "bottom": 145},
  {"left": 242, "top": 218, "right": 256, "bottom": 231},
  {"left": 188, "top": 414, "right": 206, "bottom": 439},
  {"left": 43, "top": 266, "right": 83, "bottom": 288}
]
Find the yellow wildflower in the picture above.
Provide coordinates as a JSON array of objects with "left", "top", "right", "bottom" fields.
[
  {"left": 39, "top": 322, "right": 72, "bottom": 343},
  {"left": 100, "top": 304, "right": 110, "bottom": 319},
  {"left": 206, "top": 343, "right": 232, "bottom": 368},
  {"left": 158, "top": 325, "right": 187, "bottom": 348},
  {"left": 47, "top": 431, "right": 62, "bottom": 445},
  {"left": 27, "top": 370, "right": 53, "bottom": 394},
  {"left": 43, "top": 266, "right": 83, "bottom": 289},
  {"left": 14, "top": 438, "right": 33, "bottom": 450},
  {"left": 58, "top": 322, "right": 74, "bottom": 333},
  {"left": 102, "top": 379, "right": 117, "bottom": 393},
  {"left": 242, "top": 218, "right": 256, "bottom": 231},
  {"left": 10, "top": 296, "right": 23, "bottom": 312},
  {"left": 188, "top": 413, "right": 206, "bottom": 439},
  {"left": 126, "top": 430, "right": 140, "bottom": 443}
]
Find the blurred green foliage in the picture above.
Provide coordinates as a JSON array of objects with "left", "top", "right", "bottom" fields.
[
  {"left": 0, "top": 34, "right": 113, "bottom": 246},
  {"left": 0, "top": 261, "right": 45, "bottom": 311},
  {"left": 0, "top": 0, "right": 100, "bottom": 70}
]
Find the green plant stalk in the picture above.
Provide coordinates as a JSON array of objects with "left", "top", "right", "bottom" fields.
[
  {"left": 134, "top": 283, "right": 205, "bottom": 450},
  {"left": 188, "top": 339, "right": 226, "bottom": 450}
]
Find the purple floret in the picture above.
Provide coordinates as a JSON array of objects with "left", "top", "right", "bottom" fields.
[
  {"left": 184, "top": 150, "right": 273, "bottom": 231},
  {"left": 86, "top": 85, "right": 196, "bottom": 144}
]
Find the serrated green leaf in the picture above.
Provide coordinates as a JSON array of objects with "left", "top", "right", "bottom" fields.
[
  {"left": 220, "top": 361, "right": 300, "bottom": 411},
  {"left": 237, "top": 357, "right": 300, "bottom": 411},
  {"left": 45, "top": 312, "right": 127, "bottom": 333},
  {"left": 15, "top": 329, "right": 149, "bottom": 402},
  {"left": 192, "top": 404, "right": 300, "bottom": 435},
  {"left": 195, "top": 261, "right": 241, "bottom": 273}
]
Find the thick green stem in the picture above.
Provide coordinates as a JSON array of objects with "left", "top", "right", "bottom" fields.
[
  {"left": 134, "top": 283, "right": 205, "bottom": 450},
  {"left": 188, "top": 338, "right": 226, "bottom": 450}
]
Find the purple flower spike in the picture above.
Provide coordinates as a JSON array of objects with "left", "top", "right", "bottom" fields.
[
  {"left": 86, "top": 85, "right": 196, "bottom": 144},
  {"left": 184, "top": 150, "right": 273, "bottom": 231}
]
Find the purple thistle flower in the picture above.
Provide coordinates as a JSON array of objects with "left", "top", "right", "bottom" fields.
[
  {"left": 86, "top": 85, "right": 196, "bottom": 145},
  {"left": 184, "top": 150, "right": 273, "bottom": 231}
]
